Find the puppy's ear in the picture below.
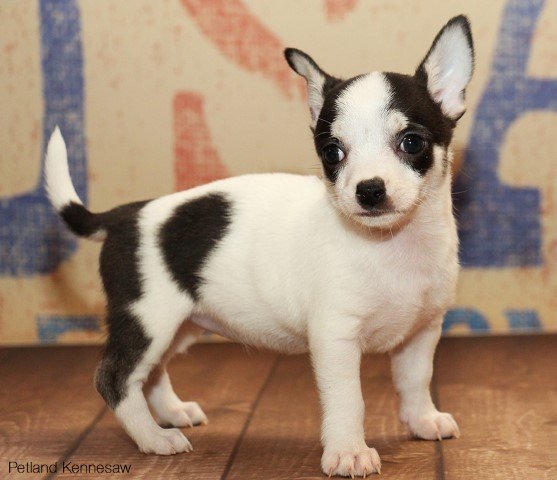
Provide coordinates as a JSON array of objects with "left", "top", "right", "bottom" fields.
[
  {"left": 285, "top": 48, "right": 339, "bottom": 128},
  {"left": 415, "top": 15, "right": 474, "bottom": 121}
]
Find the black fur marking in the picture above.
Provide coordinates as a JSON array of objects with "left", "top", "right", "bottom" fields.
[
  {"left": 385, "top": 72, "right": 454, "bottom": 175},
  {"left": 160, "top": 193, "right": 232, "bottom": 301},
  {"left": 60, "top": 202, "right": 104, "bottom": 237},
  {"left": 99, "top": 201, "right": 149, "bottom": 308},
  {"left": 313, "top": 77, "right": 361, "bottom": 183},
  {"left": 95, "top": 200, "right": 151, "bottom": 409}
]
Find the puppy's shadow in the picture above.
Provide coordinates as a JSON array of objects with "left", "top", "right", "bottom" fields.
[{"left": 216, "top": 433, "right": 424, "bottom": 478}]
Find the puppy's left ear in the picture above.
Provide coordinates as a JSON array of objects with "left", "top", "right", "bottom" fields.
[
  {"left": 415, "top": 15, "right": 474, "bottom": 121},
  {"left": 285, "top": 48, "right": 340, "bottom": 128}
]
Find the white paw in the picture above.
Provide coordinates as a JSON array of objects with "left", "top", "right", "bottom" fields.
[
  {"left": 408, "top": 411, "right": 460, "bottom": 440},
  {"left": 321, "top": 446, "right": 381, "bottom": 477},
  {"left": 137, "top": 428, "right": 192, "bottom": 455},
  {"left": 154, "top": 401, "right": 208, "bottom": 428},
  {"left": 181, "top": 401, "right": 209, "bottom": 426}
]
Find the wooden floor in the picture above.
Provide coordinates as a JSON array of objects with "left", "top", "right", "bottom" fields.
[{"left": 1, "top": 336, "right": 556, "bottom": 479}]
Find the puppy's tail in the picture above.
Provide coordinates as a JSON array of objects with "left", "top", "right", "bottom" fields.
[{"left": 45, "top": 127, "right": 106, "bottom": 241}]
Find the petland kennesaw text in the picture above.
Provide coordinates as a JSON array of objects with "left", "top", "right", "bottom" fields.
[{"left": 8, "top": 461, "right": 132, "bottom": 475}]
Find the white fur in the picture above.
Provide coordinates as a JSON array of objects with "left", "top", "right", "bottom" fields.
[
  {"left": 44, "top": 126, "right": 81, "bottom": 211},
  {"left": 423, "top": 21, "right": 473, "bottom": 119}
]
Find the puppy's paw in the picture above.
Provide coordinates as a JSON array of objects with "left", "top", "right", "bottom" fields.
[
  {"left": 321, "top": 447, "right": 381, "bottom": 477},
  {"left": 154, "top": 401, "right": 208, "bottom": 428},
  {"left": 138, "top": 428, "right": 192, "bottom": 455},
  {"left": 180, "top": 401, "right": 209, "bottom": 426},
  {"left": 409, "top": 411, "right": 460, "bottom": 440}
]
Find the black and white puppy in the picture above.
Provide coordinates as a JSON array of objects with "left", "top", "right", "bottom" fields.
[{"left": 45, "top": 16, "right": 473, "bottom": 477}]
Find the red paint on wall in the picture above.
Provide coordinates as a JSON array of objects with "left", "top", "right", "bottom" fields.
[
  {"left": 324, "top": 0, "right": 358, "bottom": 21},
  {"left": 180, "top": 0, "right": 302, "bottom": 98},
  {"left": 174, "top": 92, "right": 229, "bottom": 190}
]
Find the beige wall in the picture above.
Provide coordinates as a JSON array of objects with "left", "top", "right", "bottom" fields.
[{"left": 0, "top": 0, "right": 555, "bottom": 344}]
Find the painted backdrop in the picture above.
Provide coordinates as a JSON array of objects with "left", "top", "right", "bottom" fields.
[{"left": 1, "top": 0, "right": 556, "bottom": 344}]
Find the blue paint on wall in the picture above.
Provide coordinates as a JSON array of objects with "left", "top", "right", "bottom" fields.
[
  {"left": 0, "top": 0, "right": 86, "bottom": 276},
  {"left": 505, "top": 310, "right": 542, "bottom": 331},
  {"left": 455, "top": 0, "right": 555, "bottom": 267},
  {"left": 443, "top": 309, "right": 490, "bottom": 333},
  {"left": 37, "top": 314, "right": 100, "bottom": 343}
]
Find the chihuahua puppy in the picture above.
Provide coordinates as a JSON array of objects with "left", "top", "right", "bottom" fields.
[{"left": 45, "top": 15, "right": 473, "bottom": 477}]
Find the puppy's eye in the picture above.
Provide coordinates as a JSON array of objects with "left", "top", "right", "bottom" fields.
[
  {"left": 322, "top": 145, "right": 345, "bottom": 165},
  {"left": 399, "top": 134, "right": 425, "bottom": 154}
]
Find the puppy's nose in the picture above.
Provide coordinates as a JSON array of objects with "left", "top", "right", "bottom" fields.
[{"left": 356, "top": 177, "right": 386, "bottom": 210}]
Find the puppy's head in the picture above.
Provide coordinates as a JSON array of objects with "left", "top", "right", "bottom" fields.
[{"left": 285, "top": 15, "right": 474, "bottom": 229}]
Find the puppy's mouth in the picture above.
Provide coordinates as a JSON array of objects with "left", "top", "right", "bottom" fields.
[{"left": 357, "top": 208, "right": 401, "bottom": 217}]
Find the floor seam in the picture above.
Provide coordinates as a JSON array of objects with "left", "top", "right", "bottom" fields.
[
  {"left": 46, "top": 405, "right": 108, "bottom": 479},
  {"left": 431, "top": 366, "right": 446, "bottom": 480},
  {"left": 220, "top": 355, "right": 282, "bottom": 480}
]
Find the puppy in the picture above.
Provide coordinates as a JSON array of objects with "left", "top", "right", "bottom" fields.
[{"left": 45, "top": 15, "right": 473, "bottom": 477}]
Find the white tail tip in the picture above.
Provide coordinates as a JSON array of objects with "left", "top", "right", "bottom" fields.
[{"left": 44, "top": 126, "right": 82, "bottom": 211}]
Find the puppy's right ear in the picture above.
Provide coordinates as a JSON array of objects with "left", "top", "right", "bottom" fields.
[{"left": 285, "top": 48, "right": 339, "bottom": 128}]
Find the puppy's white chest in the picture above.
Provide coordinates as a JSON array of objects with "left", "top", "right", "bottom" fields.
[
  {"left": 360, "top": 276, "right": 433, "bottom": 351},
  {"left": 357, "top": 237, "right": 457, "bottom": 352}
]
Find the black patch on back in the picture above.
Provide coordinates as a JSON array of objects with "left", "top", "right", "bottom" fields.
[
  {"left": 160, "top": 193, "right": 232, "bottom": 301},
  {"left": 313, "top": 76, "right": 361, "bottom": 183},
  {"left": 60, "top": 202, "right": 104, "bottom": 237},
  {"left": 95, "top": 200, "right": 151, "bottom": 409},
  {"left": 384, "top": 72, "right": 454, "bottom": 175}
]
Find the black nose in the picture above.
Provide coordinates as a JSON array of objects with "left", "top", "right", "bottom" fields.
[{"left": 356, "top": 177, "right": 386, "bottom": 209}]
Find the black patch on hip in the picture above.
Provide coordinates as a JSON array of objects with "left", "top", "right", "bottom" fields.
[
  {"left": 100, "top": 201, "right": 150, "bottom": 308},
  {"left": 384, "top": 72, "right": 454, "bottom": 175},
  {"left": 159, "top": 193, "right": 232, "bottom": 301},
  {"left": 97, "top": 200, "right": 151, "bottom": 408}
]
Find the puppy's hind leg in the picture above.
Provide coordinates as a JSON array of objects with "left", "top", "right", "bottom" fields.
[
  {"left": 146, "top": 324, "right": 208, "bottom": 428},
  {"left": 95, "top": 301, "right": 194, "bottom": 455}
]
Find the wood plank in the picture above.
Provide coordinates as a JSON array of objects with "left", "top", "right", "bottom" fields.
[
  {"left": 225, "top": 353, "right": 440, "bottom": 479},
  {"left": 436, "top": 335, "right": 557, "bottom": 480},
  {"left": 0, "top": 347, "right": 105, "bottom": 477},
  {"left": 57, "top": 343, "right": 278, "bottom": 479}
]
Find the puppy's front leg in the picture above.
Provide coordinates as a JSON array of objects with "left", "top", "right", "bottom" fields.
[
  {"left": 390, "top": 321, "right": 460, "bottom": 440},
  {"left": 311, "top": 332, "right": 381, "bottom": 477}
]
